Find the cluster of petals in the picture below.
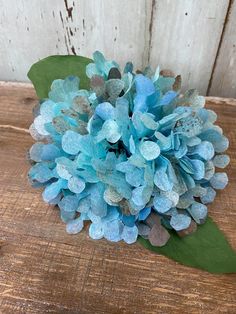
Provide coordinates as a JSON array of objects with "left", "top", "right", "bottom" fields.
[{"left": 28, "top": 51, "right": 229, "bottom": 246}]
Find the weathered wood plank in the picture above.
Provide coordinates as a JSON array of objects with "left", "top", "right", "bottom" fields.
[
  {"left": 0, "top": 0, "right": 151, "bottom": 81},
  {"left": 209, "top": 1, "right": 236, "bottom": 98},
  {"left": 0, "top": 83, "right": 236, "bottom": 313},
  {"left": 1, "top": 0, "right": 236, "bottom": 97},
  {"left": 149, "top": 0, "right": 229, "bottom": 95}
]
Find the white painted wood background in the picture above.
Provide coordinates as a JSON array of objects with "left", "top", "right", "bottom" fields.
[{"left": 0, "top": 0, "right": 235, "bottom": 97}]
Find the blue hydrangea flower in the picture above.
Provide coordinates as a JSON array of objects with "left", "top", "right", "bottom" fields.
[{"left": 28, "top": 51, "right": 229, "bottom": 247}]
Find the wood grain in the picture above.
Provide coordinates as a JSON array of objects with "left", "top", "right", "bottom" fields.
[
  {"left": 209, "top": 0, "right": 236, "bottom": 98},
  {"left": 149, "top": 0, "right": 229, "bottom": 95},
  {"left": 1, "top": 0, "right": 236, "bottom": 97},
  {"left": 0, "top": 0, "right": 152, "bottom": 81},
  {"left": 0, "top": 82, "right": 236, "bottom": 314}
]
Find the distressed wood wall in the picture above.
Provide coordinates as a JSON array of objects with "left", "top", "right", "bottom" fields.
[{"left": 0, "top": 0, "right": 235, "bottom": 97}]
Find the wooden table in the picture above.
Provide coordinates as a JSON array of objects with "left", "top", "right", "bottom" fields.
[{"left": 0, "top": 82, "right": 235, "bottom": 314}]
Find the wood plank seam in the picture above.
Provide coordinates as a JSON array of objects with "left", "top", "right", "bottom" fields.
[
  {"left": 147, "top": 0, "right": 156, "bottom": 64},
  {"left": 207, "top": 0, "right": 234, "bottom": 95}
]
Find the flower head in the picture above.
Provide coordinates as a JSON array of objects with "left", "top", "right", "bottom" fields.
[{"left": 28, "top": 51, "right": 229, "bottom": 246}]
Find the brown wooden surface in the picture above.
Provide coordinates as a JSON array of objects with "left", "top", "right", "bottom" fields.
[{"left": 0, "top": 82, "right": 236, "bottom": 314}]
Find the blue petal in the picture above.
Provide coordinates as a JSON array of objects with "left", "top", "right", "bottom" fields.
[
  {"left": 160, "top": 91, "right": 177, "bottom": 106},
  {"left": 154, "top": 168, "right": 173, "bottom": 191},
  {"left": 125, "top": 168, "right": 143, "bottom": 187},
  {"left": 138, "top": 207, "right": 151, "bottom": 221},
  {"left": 29, "top": 164, "right": 54, "bottom": 183},
  {"left": 58, "top": 194, "right": 79, "bottom": 212},
  {"left": 122, "top": 215, "right": 136, "bottom": 227},
  {"left": 77, "top": 197, "right": 91, "bottom": 213},
  {"left": 66, "top": 217, "right": 84, "bottom": 234},
  {"left": 40, "top": 100, "right": 56, "bottom": 120},
  {"left": 135, "top": 74, "right": 155, "bottom": 95},
  {"left": 121, "top": 225, "right": 138, "bottom": 244},
  {"left": 153, "top": 195, "right": 172, "bottom": 213},
  {"left": 89, "top": 222, "right": 104, "bottom": 239},
  {"left": 139, "top": 141, "right": 160, "bottom": 161},
  {"left": 102, "top": 206, "right": 120, "bottom": 222},
  {"left": 63, "top": 76, "right": 80, "bottom": 93},
  {"left": 68, "top": 176, "right": 86, "bottom": 193},
  {"left": 90, "top": 184, "right": 107, "bottom": 217},
  {"left": 62, "top": 130, "right": 82, "bottom": 155},
  {"left": 43, "top": 179, "right": 67, "bottom": 202},
  {"left": 199, "top": 129, "right": 229, "bottom": 153},
  {"left": 170, "top": 214, "right": 191, "bottom": 231},
  {"left": 188, "top": 141, "right": 214, "bottom": 161},
  {"left": 96, "top": 119, "right": 121, "bottom": 143},
  {"left": 95, "top": 102, "right": 115, "bottom": 120},
  {"left": 87, "top": 210, "right": 102, "bottom": 224},
  {"left": 190, "top": 159, "right": 205, "bottom": 180},
  {"left": 210, "top": 172, "right": 228, "bottom": 190},
  {"left": 154, "top": 132, "right": 172, "bottom": 151},
  {"left": 103, "top": 220, "right": 123, "bottom": 242},
  {"left": 187, "top": 202, "right": 207, "bottom": 224},
  {"left": 129, "top": 135, "right": 136, "bottom": 154},
  {"left": 213, "top": 154, "right": 230, "bottom": 168},
  {"left": 29, "top": 143, "right": 43, "bottom": 162},
  {"left": 131, "top": 186, "right": 147, "bottom": 207},
  {"left": 133, "top": 74, "right": 155, "bottom": 112},
  {"left": 41, "top": 144, "right": 61, "bottom": 161}
]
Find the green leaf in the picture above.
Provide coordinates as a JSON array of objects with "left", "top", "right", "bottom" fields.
[
  {"left": 28, "top": 55, "right": 92, "bottom": 98},
  {"left": 138, "top": 217, "right": 236, "bottom": 273}
]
